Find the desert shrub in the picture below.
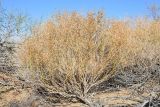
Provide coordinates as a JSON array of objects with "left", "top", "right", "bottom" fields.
[
  {"left": 0, "top": 4, "right": 29, "bottom": 73},
  {"left": 18, "top": 12, "right": 160, "bottom": 106},
  {"left": 18, "top": 12, "right": 122, "bottom": 106},
  {"left": 115, "top": 18, "right": 160, "bottom": 87}
]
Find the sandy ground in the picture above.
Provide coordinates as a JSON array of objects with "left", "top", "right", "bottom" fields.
[{"left": 0, "top": 72, "right": 156, "bottom": 107}]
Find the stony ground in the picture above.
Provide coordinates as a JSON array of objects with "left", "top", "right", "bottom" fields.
[{"left": 0, "top": 72, "right": 159, "bottom": 107}]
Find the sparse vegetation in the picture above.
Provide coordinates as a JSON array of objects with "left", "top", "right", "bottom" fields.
[{"left": 0, "top": 2, "right": 30, "bottom": 73}]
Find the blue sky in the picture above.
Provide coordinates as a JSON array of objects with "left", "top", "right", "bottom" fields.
[{"left": 2, "top": 0, "right": 160, "bottom": 20}]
